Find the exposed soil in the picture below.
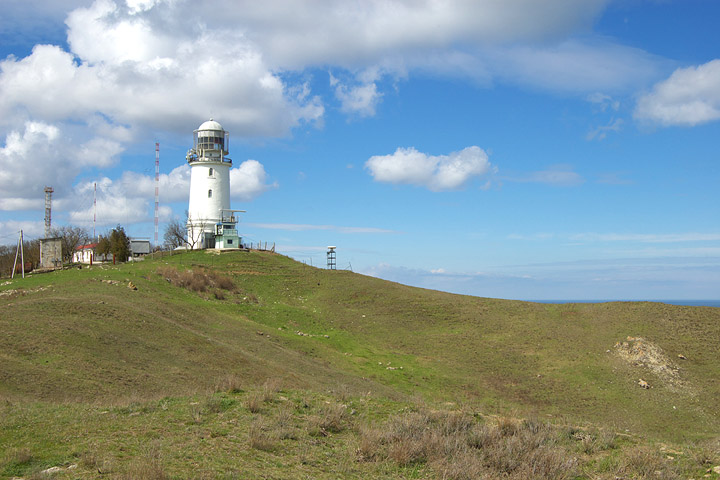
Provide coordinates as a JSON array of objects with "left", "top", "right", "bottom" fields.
[{"left": 614, "top": 336, "right": 684, "bottom": 392}]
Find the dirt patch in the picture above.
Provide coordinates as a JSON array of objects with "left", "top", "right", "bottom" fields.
[{"left": 614, "top": 336, "right": 683, "bottom": 391}]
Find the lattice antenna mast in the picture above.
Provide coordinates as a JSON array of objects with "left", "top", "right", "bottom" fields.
[
  {"left": 44, "top": 186, "right": 53, "bottom": 238},
  {"left": 93, "top": 182, "right": 97, "bottom": 240},
  {"left": 154, "top": 142, "right": 160, "bottom": 247}
]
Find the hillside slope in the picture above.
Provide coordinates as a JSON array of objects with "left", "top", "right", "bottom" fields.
[{"left": 2, "top": 250, "right": 719, "bottom": 442}]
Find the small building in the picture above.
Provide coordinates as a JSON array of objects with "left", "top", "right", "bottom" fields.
[
  {"left": 130, "top": 238, "right": 151, "bottom": 258},
  {"left": 214, "top": 221, "right": 240, "bottom": 249},
  {"left": 40, "top": 237, "right": 62, "bottom": 269},
  {"left": 73, "top": 243, "right": 98, "bottom": 264}
]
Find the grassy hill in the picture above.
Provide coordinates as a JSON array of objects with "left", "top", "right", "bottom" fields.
[{"left": 1, "top": 250, "right": 719, "bottom": 479}]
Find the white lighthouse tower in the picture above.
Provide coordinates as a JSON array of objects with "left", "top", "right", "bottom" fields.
[{"left": 186, "top": 119, "right": 240, "bottom": 249}]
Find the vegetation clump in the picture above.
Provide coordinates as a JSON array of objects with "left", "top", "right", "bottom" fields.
[
  {"left": 156, "top": 265, "right": 237, "bottom": 294},
  {"left": 357, "top": 411, "right": 578, "bottom": 479}
]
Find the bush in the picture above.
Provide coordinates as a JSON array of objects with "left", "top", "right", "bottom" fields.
[
  {"left": 156, "top": 266, "right": 237, "bottom": 295},
  {"left": 248, "top": 418, "right": 275, "bottom": 451},
  {"left": 308, "top": 403, "right": 348, "bottom": 436},
  {"left": 246, "top": 392, "right": 263, "bottom": 413},
  {"left": 357, "top": 410, "right": 580, "bottom": 480},
  {"left": 215, "top": 374, "right": 243, "bottom": 394}
]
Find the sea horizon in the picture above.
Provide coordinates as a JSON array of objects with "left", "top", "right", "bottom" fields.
[{"left": 530, "top": 299, "right": 720, "bottom": 308}]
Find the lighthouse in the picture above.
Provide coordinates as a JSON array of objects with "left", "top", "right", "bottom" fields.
[{"left": 186, "top": 119, "right": 241, "bottom": 249}]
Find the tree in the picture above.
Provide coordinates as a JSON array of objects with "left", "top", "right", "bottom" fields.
[
  {"left": 22, "top": 239, "right": 40, "bottom": 268},
  {"left": 163, "top": 218, "right": 187, "bottom": 250},
  {"left": 0, "top": 243, "right": 15, "bottom": 277},
  {"left": 96, "top": 226, "right": 130, "bottom": 262},
  {"left": 185, "top": 211, "right": 209, "bottom": 250},
  {"left": 96, "top": 235, "right": 111, "bottom": 257},
  {"left": 50, "top": 225, "right": 90, "bottom": 263},
  {"left": 109, "top": 225, "right": 131, "bottom": 262},
  {"left": 164, "top": 212, "right": 208, "bottom": 250}
]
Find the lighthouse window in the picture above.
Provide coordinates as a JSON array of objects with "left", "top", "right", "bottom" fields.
[
  {"left": 197, "top": 135, "right": 224, "bottom": 150},
  {"left": 208, "top": 168, "right": 213, "bottom": 176},
  {"left": 208, "top": 189, "right": 212, "bottom": 198}
]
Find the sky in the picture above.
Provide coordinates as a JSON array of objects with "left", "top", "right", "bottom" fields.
[{"left": 1, "top": 0, "right": 719, "bottom": 301}]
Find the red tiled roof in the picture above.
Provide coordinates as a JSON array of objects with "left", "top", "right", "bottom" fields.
[{"left": 75, "top": 243, "right": 98, "bottom": 251}]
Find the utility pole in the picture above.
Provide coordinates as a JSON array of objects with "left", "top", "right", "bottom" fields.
[{"left": 12, "top": 230, "right": 25, "bottom": 279}]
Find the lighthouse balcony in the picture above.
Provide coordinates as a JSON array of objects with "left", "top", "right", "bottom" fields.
[{"left": 186, "top": 151, "right": 232, "bottom": 164}]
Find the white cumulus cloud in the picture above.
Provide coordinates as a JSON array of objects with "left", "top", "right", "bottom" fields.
[
  {"left": 0, "top": 121, "right": 124, "bottom": 209},
  {"left": 365, "top": 146, "right": 494, "bottom": 191},
  {"left": 0, "top": 1, "right": 325, "bottom": 137},
  {"left": 65, "top": 159, "right": 274, "bottom": 226},
  {"left": 634, "top": 59, "right": 720, "bottom": 126},
  {"left": 230, "top": 159, "right": 277, "bottom": 201}
]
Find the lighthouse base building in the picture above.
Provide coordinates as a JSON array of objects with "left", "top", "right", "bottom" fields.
[{"left": 186, "top": 119, "right": 242, "bottom": 250}]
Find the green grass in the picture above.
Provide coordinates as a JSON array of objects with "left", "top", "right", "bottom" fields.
[
  {"left": 0, "top": 387, "right": 716, "bottom": 479},
  {"left": 1, "top": 250, "right": 719, "bottom": 478}
]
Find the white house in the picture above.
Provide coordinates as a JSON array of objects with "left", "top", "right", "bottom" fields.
[
  {"left": 73, "top": 243, "right": 110, "bottom": 264},
  {"left": 73, "top": 243, "right": 98, "bottom": 264}
]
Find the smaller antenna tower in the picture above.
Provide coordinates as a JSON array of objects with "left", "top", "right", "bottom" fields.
[
  {"left": 327, "top": 246, "right": 336, "bottom": 270},
  {"left": 44, "top": 186, "right": 53, "bottom": 238},
  {"left": 154, "top": 142, "right": 160, "bottom": 247}
]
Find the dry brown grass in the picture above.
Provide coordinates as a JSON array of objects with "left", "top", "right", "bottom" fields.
[
  {"left": 3, "top": 447, "right": 33, "bottom": 466},
  {"left": 214, "top": 374, "right": 244, "bottom": 394},
  {"left": 358, "top": 410, "right": 580, "bottom": 480},
  {"left": 246, "top": 392, "right": 263, "bottom": 413},
  {"left": 156, "top": 266, "right": 237, "bottom": 294},
  {"left": 248, "top": 417, "right": 276, "bottom": 451},
  {"left": 121, "top": 445, "right": 168, "bottom": 480},
  {"left": 308, "top": 402, "right": 349, "bottom": 437},
  {"left": 274, "top": 403, "right": 297, "bottom": 440},
  {"left": 189, "top": 402, "right": 203, "bottom": 423},
  {"left": 261, "top": 378, "right": 282, "bottom": 402},
  {"left": 619, "top": 447, "right": 683, "bottom": 479}
]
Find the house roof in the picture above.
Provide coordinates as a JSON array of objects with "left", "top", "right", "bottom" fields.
[{"left": 75, "top": 243, "right": 98, "bottom": 251}]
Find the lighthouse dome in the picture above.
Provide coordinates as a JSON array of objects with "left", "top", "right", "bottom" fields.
[{"left": 198, "top": 119, "right": 223, "bottom": 132}]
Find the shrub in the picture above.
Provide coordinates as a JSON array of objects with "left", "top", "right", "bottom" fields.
[
  {"left": 261, "top": 378, "right": 281, "bottom": 402},
  {"left": 356, "top": 425, "right": 382, "bottom": 461},
  {"left": 215, "top": 374, "right": 243, "bottom": 394},
  {"left": 620, "top": 447, "right": 682, "bottom": 479},
  {"left": 308, "top": 402, "right": 349, "bottom": 437},
  {"left": 189, "top": 403, "right": 202, "bottom": 423},
  {"left": 248, "top": 418, "right": 275, "bottom": 451},
  {"left": 155, "top": 266, "right": 237, "bottom": 295},
  {"left": 360, "top": 409, "right": 580, "bottom": 480},
  {"left": 246, "top": 392, "right": 263, "bottom": 413},
  {"left": 121, "top": 445, "right": 168, "bottom": 480}
]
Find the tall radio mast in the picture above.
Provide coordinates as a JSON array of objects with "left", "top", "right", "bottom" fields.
[
  {"left": 93, "top": 182, "right": 97, "bottom": 240},
  {"left": 154, "top": 142, "right": 160, "bottom": 247}
]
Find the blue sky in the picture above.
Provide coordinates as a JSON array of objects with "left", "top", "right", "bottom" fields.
[{"left": 1, "top": 0, "right": 718, "bottom": 300}]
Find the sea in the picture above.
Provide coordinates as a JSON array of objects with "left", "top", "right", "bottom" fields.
[{"left": 533, "top": 300, "right": 720, "bottom": 308}]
